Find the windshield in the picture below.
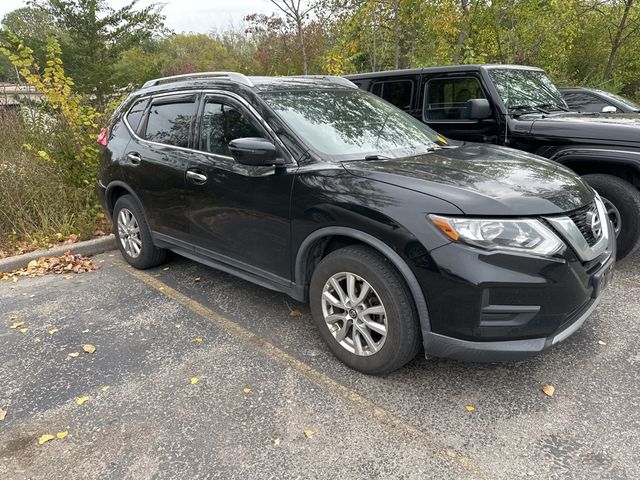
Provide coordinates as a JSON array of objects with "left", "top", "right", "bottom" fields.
[
  {"left": 261, "top": 88, "right": 440, "bottom": 160},
  {"left": 488, "top": 68, "right": 568, "bottom": 112},
  {"left": 596, "top": 90, "right": 640, "bottom": 111}
]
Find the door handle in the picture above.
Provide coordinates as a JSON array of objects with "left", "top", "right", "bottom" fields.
[
  {"left": 186, "top": 169, "right": 208, "bottom": 184},
  {"left": 127, "top": 152, "right": 142, "bottom": 164}
]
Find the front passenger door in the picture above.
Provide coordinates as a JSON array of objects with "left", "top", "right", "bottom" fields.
[{"left": 185, "top": 94, "right": 296, "bottom": 282}]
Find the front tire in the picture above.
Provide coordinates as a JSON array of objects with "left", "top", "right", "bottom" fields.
[
  {"left": 309, "top": 245, "right": 421, "bottom": 375},
  {"left": 582, "top": 174, "right": 640, "bottom": 259},
  {"left": 113, "top": 195, "right": 166, "bottom": 269}
]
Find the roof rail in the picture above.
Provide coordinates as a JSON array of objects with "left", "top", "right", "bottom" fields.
[
  {"left": 298, "top": 75, "right": 358, "bottom": 89},
  {"left": 142, "top": 71, "right": 254, "bottom": 89}
]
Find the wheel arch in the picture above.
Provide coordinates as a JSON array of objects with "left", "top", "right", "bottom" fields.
[
  {"left": 548, "top": 148, "right": 640, "bottom": 189},
  {"left": 294, "top": 227, "right": 432, "bottom": 336},
  {"left": 104, "top": 181, "right": 145, "bottom": 220}
]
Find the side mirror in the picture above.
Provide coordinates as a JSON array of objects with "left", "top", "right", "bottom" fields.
[
  {"left": 466, "top": 98, "right": 492, "bottom": 120},
  {"left": 228, "top": 137, "right": 283, "bottom": 166},
  {"left": 602, "top": 105, "right": 617, "bottom": 114}
]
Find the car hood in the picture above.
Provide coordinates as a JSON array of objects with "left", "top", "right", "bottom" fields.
[
  {"left": 341, "top": 143, "right": 593, "bottom": 215},
  {"left": 524, "top": 111, "right": 640, "bottom": 144}
]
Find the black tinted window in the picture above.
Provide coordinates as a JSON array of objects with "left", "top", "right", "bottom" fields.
[
  {"left": 199, "top": 99, "right": 263, "bottom": 156},
  {"left": 374, "top": 80, "right": 413, "bottom": 109},
  {"left": 425, "top": 77, "right": 486, "bottom": 120},
  {"left": 144, "top": 100, "right": 196, "bottom": 148},
  {"left": 563, "top": 92, "right": 613, "bottom": 113},
  {"left": 126, "top": 99, "right": 148, "bottom": 132}
]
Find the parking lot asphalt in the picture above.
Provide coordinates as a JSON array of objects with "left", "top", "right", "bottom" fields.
[{"left": 1, "top": 249, "right": 639, "bottom": 479}]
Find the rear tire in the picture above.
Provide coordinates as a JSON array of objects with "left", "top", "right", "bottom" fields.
[
  {"left": 309, "top": 245, "right": 421, "bottom": 375},
  {"left": 113, "top": 195, "right": 166, "bottom": 269},
  {"left": 582, "top": 174, "right": 640, "bottom": 259}
]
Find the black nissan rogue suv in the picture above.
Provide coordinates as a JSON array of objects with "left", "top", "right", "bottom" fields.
[{"left": 97, "top": 72, "right": 616, "bottom": 374}]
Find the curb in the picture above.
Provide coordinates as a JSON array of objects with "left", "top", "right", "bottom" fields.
[{"left": 0, "top": 234, "right": 117, "bottom": 273}]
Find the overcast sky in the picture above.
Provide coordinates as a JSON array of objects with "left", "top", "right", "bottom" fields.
[{"left": 0, "top": 0, "right": 276, "bottom": 33}]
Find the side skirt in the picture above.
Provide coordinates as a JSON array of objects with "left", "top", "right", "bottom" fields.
[{"left": 151, "top": 232, "right": 305, "bottom": 301}]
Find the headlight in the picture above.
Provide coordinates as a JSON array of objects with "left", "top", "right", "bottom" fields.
[{"left": 430, "top": 215, "right": 565, "bottom": 256}]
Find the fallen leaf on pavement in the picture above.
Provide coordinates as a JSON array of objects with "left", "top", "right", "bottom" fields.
[
  {"left": 0, "top": 408, "right": 6, "bottom": 421},
  {"left": 76, "top": 396, "right": 90, "bottom": 406},
  {"left": 38, "top": 434, "right": 55, "bottom": 445},
  {"left": 243, "top": 387, "right": 251, "bottom": 394},
  {"left": 274, "top": 437, "right": 281, "bottom": 446},
  {"left": 48, "top": 328, "right": 58, "bottom": 335},
  {"left": 68, "top": 352, "right": 80, "bottom": 358},
  {"left": 465, "top": 405, "right": 475, "bottom": 412},
  {"left": 10, "top": 315, "right": 17, "bottom": 320},
  {"left": 20, "top": 327, "right": 29, "bottom": 333},
  {"left": 195, "top": 337, "right": 203, "bottom": 343},
  {"left": 290, "top": 309, "right": 303, "bottom": 317},
  {"left": 9, "top": 321, "right": 24, "bottom": 329},
  {"left": 303, "top": 429, "right": 315, "bottom": 438},
  {"left": 56, "top": 431, "right": 68, "bottom": 440},
  {"left": 83, "top": 344, "right": 96, "bottom": 354},
  {"left": 100, "top": 386, "right": 110, "bottom": 392},
  {"left": 542, "top": 385, "right": 555, "bottom": 397},
  {"left": 191, "top": 377, "right": 199, "bottom": 385}
]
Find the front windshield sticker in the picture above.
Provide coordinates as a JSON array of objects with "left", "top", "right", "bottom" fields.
[{"left": 489, "top": 69, "right": 568, "bottom": 112}]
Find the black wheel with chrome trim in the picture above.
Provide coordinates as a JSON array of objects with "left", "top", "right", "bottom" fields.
[{"left": 583, "top": 173, "right": 640, "bottom": 259}]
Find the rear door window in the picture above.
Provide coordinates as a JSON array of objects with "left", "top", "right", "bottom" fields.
[
  {"left": 370, "top": 80, "right": 414, "bottom": 110},
  {"left": 424, "top": 77, "right": 486, "bottom": 120},
  {"left": 144, "top": 97, "right": 197, "bottom": 148}
]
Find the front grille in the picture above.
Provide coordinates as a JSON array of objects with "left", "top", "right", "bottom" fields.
[{"left": 567, "top": 202, "right": 600, "bottom": 246}]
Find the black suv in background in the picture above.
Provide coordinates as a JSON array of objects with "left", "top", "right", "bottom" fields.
[
  {"left": 346, "top": 65, "right": 640, "bottom": 259},
  {"left": 560, "top": 87, "right": 640, "bottom": 114},
  {"left": 97, "top": 72, "right": 615, "bottom": 374}
]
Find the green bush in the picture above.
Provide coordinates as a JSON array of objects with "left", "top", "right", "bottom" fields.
[{"left": 0, "top": 111, "right": 101, "bottom": 251}]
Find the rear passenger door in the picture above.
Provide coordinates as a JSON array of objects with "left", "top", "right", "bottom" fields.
[
  {"left": 124, "top": 93, "right": 198, "bottom": 241},
  {"left": 422, "top": 74, "right": 499, "bottom": 143}
]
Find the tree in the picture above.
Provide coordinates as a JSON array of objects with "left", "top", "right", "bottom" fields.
[
  {"left": 27, "top": 0, "right": 166, "bottom": 108},
  {"left": 269, "top": 0, "right": 314, "bottom": 74},
  {"left": 600, "top": 0, "right": 640, "bottom": 80}
]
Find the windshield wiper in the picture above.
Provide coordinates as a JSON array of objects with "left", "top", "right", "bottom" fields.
[
  {"left": 363, "top": 145, "right": 441, "bottom": 161},
  {"left": 509, "top": 105, "right": 549, "bottom": 115},
  {"left": 536, "top": 103, "right": 570, "bottom": 112}
]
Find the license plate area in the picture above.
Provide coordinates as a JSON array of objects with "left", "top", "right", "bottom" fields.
[{"left": 591, "top": 261, "right": 615, "bottom": 299}]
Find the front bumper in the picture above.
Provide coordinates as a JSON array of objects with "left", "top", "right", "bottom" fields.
[
  {"left": 423, "top": 259, "right": 610, "bottom": 362},
  {"left": 414, "top": 219, "right": 616, "bottom": 362}
]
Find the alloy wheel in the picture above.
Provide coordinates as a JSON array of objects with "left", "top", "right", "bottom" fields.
[
  {"left": 117, "top": 208, "right": 142, "bottom": 258},
  {"left": 320, "top": 272, "right": 388, "bottom": 356}
]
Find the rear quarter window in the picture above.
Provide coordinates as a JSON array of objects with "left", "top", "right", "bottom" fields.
[{"left": 125, "top": 98, "right": 149, "bottom": 133}]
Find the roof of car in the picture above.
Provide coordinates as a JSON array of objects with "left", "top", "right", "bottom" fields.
[
  {"left": 136, "top": 72, "right": 358, "bottom": 95},
  {"left": 345, "top": 64, "right": 544, "bottom": 80}
]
